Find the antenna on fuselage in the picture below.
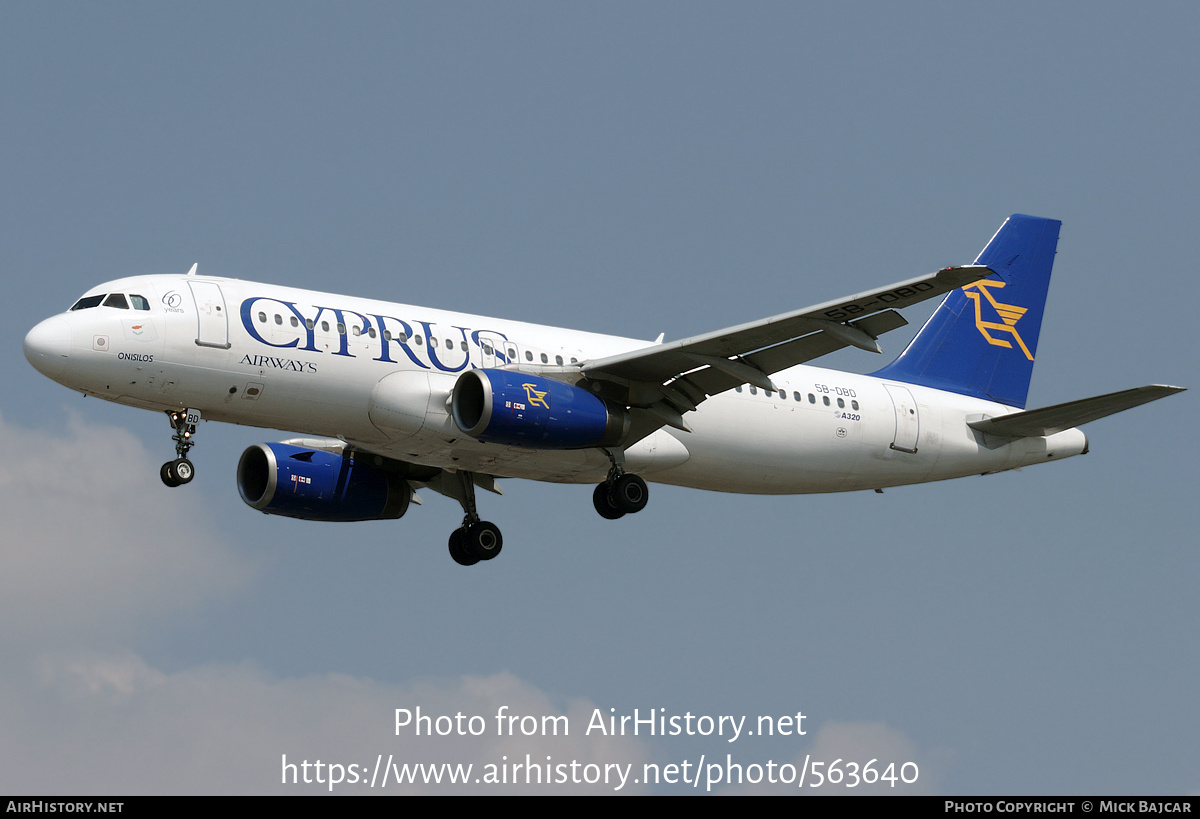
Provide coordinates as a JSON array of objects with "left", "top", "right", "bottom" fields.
[{"left": 186, "top": 263, "right": 198, "bottom": 276}]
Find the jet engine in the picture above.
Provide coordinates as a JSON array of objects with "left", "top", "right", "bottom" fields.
[
  {"left": 451, "top": 369, "right": 628, "bottom": 449},
  {"left": 237, "top": 442, "right": 412, "bottom": 522}
]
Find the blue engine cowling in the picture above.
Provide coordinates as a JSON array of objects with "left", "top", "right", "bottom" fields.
[
  {"left": 452, "top": 369, "right": 628, "bottom": 448},
  {"left": 237, "top": 443, "right": 412, "bottom": 522}
]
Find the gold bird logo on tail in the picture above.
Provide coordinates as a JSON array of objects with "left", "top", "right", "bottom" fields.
[{"left": 962, "top": 280, "right": 1034, "bottom": 361}]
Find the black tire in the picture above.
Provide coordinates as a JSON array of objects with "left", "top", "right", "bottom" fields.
[
  {"left": 171, "top": 458, "right": 195, "bottom": 485},
  {"left": 465, "top": 521, "right": 503, "bottom": 561},
  {"left": 612, "top": 474, "right": 648, "bottom": 514},
  {"left": 448, "top": 528, "right": 478, "bottom": 566},
  {"left": 160, "top": 461, "right": 181, "bottom": 488},
  {"left": 593, "top": 482, "right": 625, "bottom": 519}
]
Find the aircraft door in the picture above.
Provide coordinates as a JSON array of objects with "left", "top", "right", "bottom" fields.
[
  {"left": 188, "top": 281, "right": 231, "bottom": 349},
  {"left": 884, "top": 383, "right": 920, "bottom": 453},
  {"left": 476, "top": 332, "right": 507, "bottom": 369},
  {"left": 478, "top": 333, "right": 522, "bottom": 369}
]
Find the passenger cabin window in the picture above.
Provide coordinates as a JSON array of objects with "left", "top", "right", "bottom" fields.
[
  {"left": 130, "top": 295, "right": 150, "bottom": 310},
  {"left": 540, "top": 353, "right": 548, "bottom": 363},
  {"left": 71, "top": 295, "right": 105, "bottom": 311}
]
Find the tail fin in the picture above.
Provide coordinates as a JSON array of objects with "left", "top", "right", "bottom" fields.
[{"left": 871, "top": 214, "right": 1061, "bottom": 408}]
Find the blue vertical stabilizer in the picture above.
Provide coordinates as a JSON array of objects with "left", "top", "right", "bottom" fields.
[{"left": 871, "top": 215, "right": 1061, "bottom": 409}]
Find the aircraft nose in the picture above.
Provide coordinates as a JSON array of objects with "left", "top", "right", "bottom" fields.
[{"left": 24, "top": 317, "right": 72, "bottom": 379}]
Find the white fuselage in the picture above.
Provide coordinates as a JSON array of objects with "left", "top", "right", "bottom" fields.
[{"left": 26, "top": 274, "right": 1088, "bottom": 494}]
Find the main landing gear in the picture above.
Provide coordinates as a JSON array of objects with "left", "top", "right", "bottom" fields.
[
  {"left": 447, "top": 471, "right": 503, "bottom": 566},
  {"left": 160, "top": 409, "right": 200, "bottom": 488},
  {"left": 592, "top": 450, "right": 649, "bottom": 520}
]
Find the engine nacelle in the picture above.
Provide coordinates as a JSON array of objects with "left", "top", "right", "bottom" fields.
[
  {"left": 237, "top": 442, "right": 411, "bottom": 522},
  {"left": 451, "top": 369, "right": 628, "bottom": 449}
]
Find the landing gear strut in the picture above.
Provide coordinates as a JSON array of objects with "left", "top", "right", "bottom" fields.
[
  {"left": 447, "top": 471, "right": 503, "bottom": 566},
  {"left": 592, "top": 449, "right": 649, "bottom": 519},
  {"left": 160, "top": 409, "right": 200, "bottom": 488}
]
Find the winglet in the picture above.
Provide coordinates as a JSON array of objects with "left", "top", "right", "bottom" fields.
[{"left": 187, "top": 263, "right": 198, "bottom": 276}]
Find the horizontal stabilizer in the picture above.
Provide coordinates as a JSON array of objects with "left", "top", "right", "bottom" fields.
[{"left": 968, "top": 385, "right": 1185, "bottom": 438}]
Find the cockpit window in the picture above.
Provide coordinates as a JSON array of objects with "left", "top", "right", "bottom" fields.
[
  {"left": 130, "top": 294, "right": 150, "bottom": 310},
  {"left": 103, "top": 293, "right": 130, "bottom": 309},
  {"left": 70, "top": 295, "right": 105, "bottom": 311}
]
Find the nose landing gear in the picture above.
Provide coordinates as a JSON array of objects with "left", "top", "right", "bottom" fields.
[{"left": 160, "top": 409, "right": 200, "bottom": 488}]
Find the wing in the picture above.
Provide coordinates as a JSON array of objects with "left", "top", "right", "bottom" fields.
[{"left": 581, "top": 265, "right": 993, "bottom": 439}]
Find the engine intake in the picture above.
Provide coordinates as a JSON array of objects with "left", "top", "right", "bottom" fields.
[
  {"left": 237, "top": 442, "right": 411, "bottom": 522},
  {"left": 452, "top": 369, "right": 628, "bottom": 449}
]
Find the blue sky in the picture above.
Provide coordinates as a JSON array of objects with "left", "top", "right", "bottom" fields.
[{"left": 1, "top": 2, "right": 1196, "bottom": 794}]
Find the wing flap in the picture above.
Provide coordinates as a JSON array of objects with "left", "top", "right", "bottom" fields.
[{"left": 968, "top": 385, "right": 1185, "bottom": 438}]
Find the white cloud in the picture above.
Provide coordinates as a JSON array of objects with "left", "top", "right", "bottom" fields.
[
  {"left": 0, "top": 413, "right": 652, "bottom": 794},
  {"left": 0, "top": 413, "right": 252, "bottom": 647},
  {"left": 1, "top": 652, "right": 652, "bottom": 794}
]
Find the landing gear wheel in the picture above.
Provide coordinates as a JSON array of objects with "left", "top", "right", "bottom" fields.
[
  {"left": 160, "top": 462, "right": 181, "bottom": 488},
  {"left": 593, "top": 482, "right": 625, "bottom": 519},
  {"left": 448, "top": 528, "right": 479, "bottom": 566},
  {"left": 611, "top": 474, "right": 648, "bottom": 514},
  {"left": 170, "top": 458, "right": 195, "bottom": 485},
  {"left": 465, "top": 521, "right": 503, "bottom": 561},
  {"left": 163, "top": 409, "right": 200, "bottom": 488}
]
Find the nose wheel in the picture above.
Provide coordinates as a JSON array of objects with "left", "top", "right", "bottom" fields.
[
  {"left": 160, "top": 458, "right": 195, "bottom": 487},
  {"left": 160, "top": 409, "right": 200, "bottom": 488}
]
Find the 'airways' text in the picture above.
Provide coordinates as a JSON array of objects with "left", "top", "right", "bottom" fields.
[{"left": 241, "top": 354, "right": 317, "bottom": 373}]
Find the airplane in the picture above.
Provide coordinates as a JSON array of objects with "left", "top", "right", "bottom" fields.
[{"left": 23, "top": 215, "right": 1183, "bottom": 566}]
